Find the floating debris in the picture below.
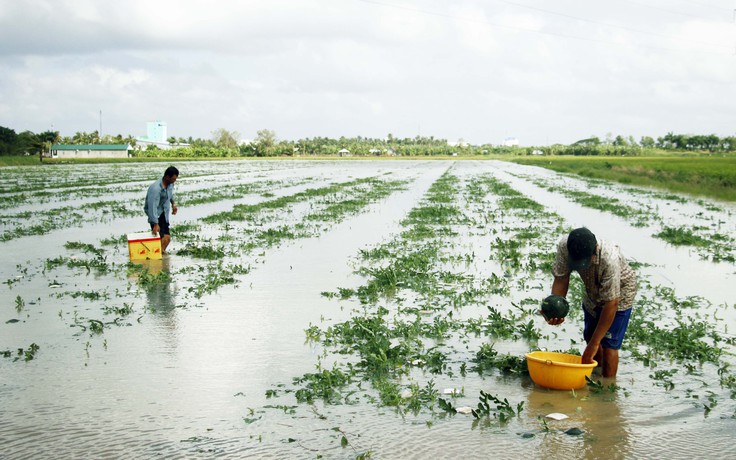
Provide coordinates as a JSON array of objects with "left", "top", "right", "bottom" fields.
[
  {"left": 545, "top": 412, "right": 569, "bottom": 421},
  {"left": 564, "top": 427, "right": 584, "bottom": 436},
  {"left": 455, "top": 406, "right": 473, "bottom": 415}
]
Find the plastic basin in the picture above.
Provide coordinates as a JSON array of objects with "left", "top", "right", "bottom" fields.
[{"left": 526, "top": 351, "right": 597, "bottom": 390}]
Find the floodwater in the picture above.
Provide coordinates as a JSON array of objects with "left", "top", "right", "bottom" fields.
[{"left": 1, "top": 160, "right": 734, "bottom": 459}]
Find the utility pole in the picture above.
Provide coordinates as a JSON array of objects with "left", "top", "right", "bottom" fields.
[{"left": 99, "top": 110, "right": 102, "bottom": 142}]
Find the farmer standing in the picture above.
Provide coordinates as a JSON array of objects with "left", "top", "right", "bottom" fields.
[
  {"left": 144, "top": 166, "right": 179, "bottom": 254},
  {"left": 544, "top": 227, "right": 637, "bottom": 378}
]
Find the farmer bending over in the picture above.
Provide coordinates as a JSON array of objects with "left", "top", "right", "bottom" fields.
[
  {"left": 144, "top": 166, "right": 179, "bottom": 254},
  {"left": 545, "top": 227, "right": 637, "bottom": 378}
]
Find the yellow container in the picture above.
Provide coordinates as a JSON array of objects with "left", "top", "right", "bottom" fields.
[
  {"left": 525, "top": 351, "right": 597, "bottom": 390},
  {"left": 127, "top": 232, "right": 162, "bottom": 260}
]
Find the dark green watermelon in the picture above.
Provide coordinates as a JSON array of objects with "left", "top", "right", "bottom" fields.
[{"left": 541, "top": 295, "right": 570, "bottom": 319}]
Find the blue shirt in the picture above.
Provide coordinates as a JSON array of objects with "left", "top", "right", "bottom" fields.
[{"left": 144, "top": 178, "right": 175, "bottom": 224}]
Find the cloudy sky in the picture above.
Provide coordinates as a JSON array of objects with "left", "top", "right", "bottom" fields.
[{"left": 1, "top": 0, "right": 734, "bottom": 146}]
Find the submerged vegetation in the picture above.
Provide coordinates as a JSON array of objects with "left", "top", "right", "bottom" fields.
[
  {"left": 1, "top": 342, "right": 40, "bottom": 362},
  {"left": 280, "top": 172, "right": 563, "bottom": 419},
  {"left": 1, "top": 159, "right": 734, "bottom": 457},
  {"left": 516, "top": 169, "right": 736, "bottom": 263},
  {"left": 257, "top": 165, "right": 736, "bottom": 454},
  {"left": 1, "top": 164, "right": 413, "bottom": 355}
]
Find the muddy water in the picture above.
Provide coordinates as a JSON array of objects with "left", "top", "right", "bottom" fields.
[{"left": 1, "top": 160, "right": 734, "bottom": 459}]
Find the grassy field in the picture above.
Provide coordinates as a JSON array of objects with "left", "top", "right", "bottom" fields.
[{"left": 509, "top": 155, "right": 736, "bottom": 202}]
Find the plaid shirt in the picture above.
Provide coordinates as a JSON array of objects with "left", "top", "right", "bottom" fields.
[{"left": 553, "top": 236, "right": 637, "bottom": 317}]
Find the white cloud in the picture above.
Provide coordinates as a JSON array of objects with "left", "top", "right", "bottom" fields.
[{"left": 1, "top": 0, "right": 735, "bottom": 144}]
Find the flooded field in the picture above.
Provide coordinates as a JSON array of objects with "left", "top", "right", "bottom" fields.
[{"left": 1, "top": 159, "right": 735, "bottom": 459}]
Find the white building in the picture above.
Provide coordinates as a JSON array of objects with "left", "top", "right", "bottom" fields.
[
  {"left": 147, "top": 121, "right": 167, "bottom": 142},
  {"left": 135, "top": 121, "right": 188, "bottom": 150},
  {"left": 503, "top": 137, "right": 519, "bottom": 147}
]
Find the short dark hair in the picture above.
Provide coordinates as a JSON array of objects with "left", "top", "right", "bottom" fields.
[{"left": 164, "top": 166, "right": 179, "bottom": 178}]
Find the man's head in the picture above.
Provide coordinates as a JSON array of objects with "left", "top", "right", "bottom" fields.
[
  {"left": 567, "top": 227, "right": 597, "bottom": 271},
  {"left": 163, "top": 166, "right": 179, "bottom": 186}
]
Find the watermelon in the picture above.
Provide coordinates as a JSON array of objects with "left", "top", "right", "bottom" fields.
[{"left": 541, "top": 295, "right": 570, "bottom": 319}]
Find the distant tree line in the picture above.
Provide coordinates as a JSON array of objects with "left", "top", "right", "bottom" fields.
[
  {"left": 2, "top": 124, "right": 735, "bottom": 157},
  {"left": 0, "top": 126, "right": 59, "bottom": 156},
  {"left": 132, "top": 129, "right": 479, "bottom": 158},
  {"left": 59, "top": 131, "right": 138, "bottom": 146},
  {"left": 545, "top": 132, "right": 736, "bottom": 156},
  {"left": 0, "top": 126, "right": 142, "bottom": 156}
]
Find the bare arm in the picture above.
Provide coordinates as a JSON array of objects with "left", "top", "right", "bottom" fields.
[
  {"left": 582, "top": 298, "right": 619, "bottom": 364},
  {"left": 552, "top": 275, "right": 569, "bottom": 297}
]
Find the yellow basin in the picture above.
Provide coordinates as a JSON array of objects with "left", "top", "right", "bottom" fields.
[{"left": 526, "top": 351, "right": 597, "bottom": 390}]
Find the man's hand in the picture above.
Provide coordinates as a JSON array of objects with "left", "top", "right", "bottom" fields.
[
  {"left": 582, "top": 341, "right": 599, "bottom": 364},
  {"left": 540, "top": 311, "right": 565, "bottom": 326},
  {"left": 172, "top": 203, "right": 178, "bottom": 215},
  {"left": 582, "top": 300, "right": 618, "bottom": 366},
  {"left": 152, "top": 224, "right": 160, "bottom": 235}
]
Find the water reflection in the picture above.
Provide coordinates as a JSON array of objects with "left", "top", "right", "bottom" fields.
[
  {"left": 526, "top": 385, "right": 630, "bottom": 460},
  {"left": 139, "top": 257, "right": 176, "bottom": 312},
  {"left": 130, "top": 257, "right": 180, "bottom": 353}
]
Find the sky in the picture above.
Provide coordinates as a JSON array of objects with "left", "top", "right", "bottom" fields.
[{"left": 1, "top": 0, "right": 735, "bottom": 146}]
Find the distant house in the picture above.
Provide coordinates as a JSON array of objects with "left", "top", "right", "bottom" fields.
[
  {"left": 50, "top": 144, "right": 133, "bottom": 159},
  {"left": 338, "top": 148, "right": 351, "bottom": 157}
]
